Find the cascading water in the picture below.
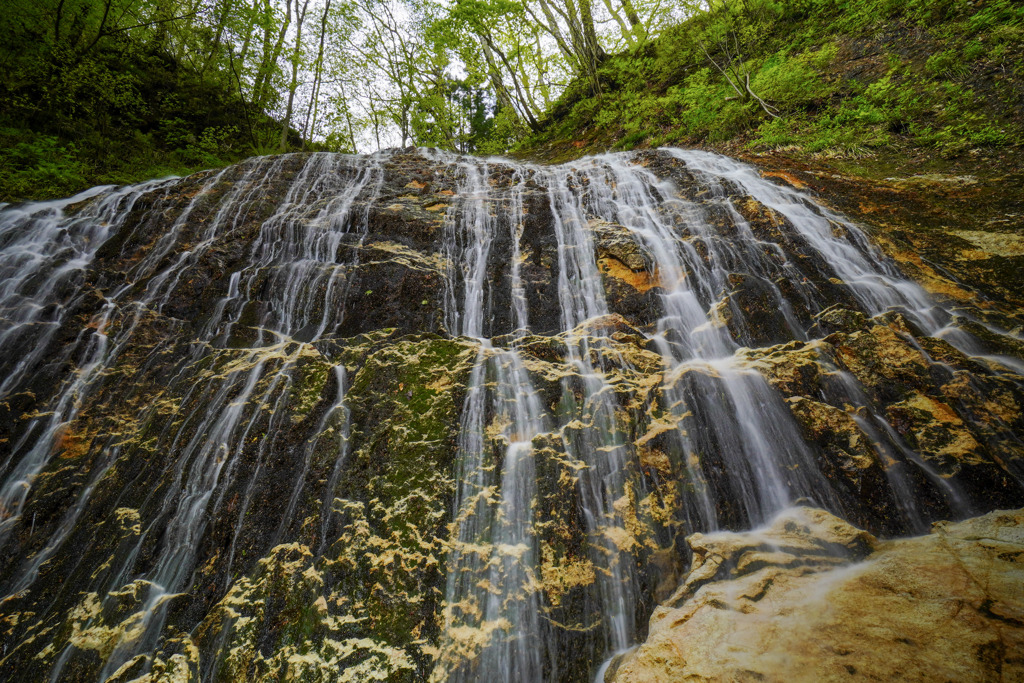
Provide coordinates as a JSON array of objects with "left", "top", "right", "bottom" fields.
[
  {"left": 0, "top": 152, "right": 387, "bottom": 681},
  {"left": 534, "top": 160, "right": 639, "bottom": 654},
  {"left": 0, "top": 179, "right": 178, "bottom": 543},
  {"left": 435, "top": 153, "right": 549, "bottom": 682},
  {"left": 0, "top": 147, "right": 1021, "bottom": 682}
]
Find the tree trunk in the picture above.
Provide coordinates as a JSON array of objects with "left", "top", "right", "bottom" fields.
[
  {"left": 339, "top": 79, "right": 357, "bottom": 152},
  {"left": 301, "top": 0, "right": 331, "bottom": 145},
  {"left": 578, "top": 0, "right": 605, "bottom": 95},
  {"left": 620, "top": 0, "right": 647, "bottom": 44},
  {"left": 202, "top": 0, "right": 236, "bottom": 75},
  {"left": 480, "top": 37, "right": 539, "bottom": 131},
  {"left": 280, "top": 0, "right": 311, "bottom": 151},
  {"left": 529, "top": 0, "right": 576, "bottom": 65},
  {"left": 600, "top": 0, "right": 635, "bottom": 48},
  {"left": 253, "top": 0, "right": 292, "bottom": 117}
]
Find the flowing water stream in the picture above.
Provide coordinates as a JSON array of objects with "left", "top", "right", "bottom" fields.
[
  {"left": 436, "top": 153, "right": 549, "bottom": 682},
  {"left": 0, "top": 147, "right": 1021, "bottom": 681}
]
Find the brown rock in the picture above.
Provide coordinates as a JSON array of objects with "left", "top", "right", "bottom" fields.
[
  {"left": 831, "top": 324, "right": 932, "bottom": 396},
  {"left": 787, "top": 398, "right": 877, "bottom": 469},
  {"left": 886, "top": 392, "right": 986, "bottom": 472},
  {"left": 608, "top": 507, "right": 1024, "bottom": 683},
  {"left": 739, "top": 340, "right": 831, "bottom": 397},
  {"left": 597, "top": 256, "right": 663, "bottom": 293},
  {"left": 591, "top": 220, "right": 649, "bottom": 271}
]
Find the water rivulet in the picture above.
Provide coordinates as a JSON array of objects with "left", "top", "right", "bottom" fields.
[{"left": 0, "top": 148, "right": 1021, "bottom": 682}]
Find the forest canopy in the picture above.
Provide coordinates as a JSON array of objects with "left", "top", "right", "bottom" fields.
[
  {"left": 0, "top": 0, "right": 682, "bottom": 199},
  {"left": 2, "top": 0, "right": 1021, "bottom": 201}
]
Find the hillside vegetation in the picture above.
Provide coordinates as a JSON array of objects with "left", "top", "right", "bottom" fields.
[
  {"left": 525, "top": 0, "right": 1024, "bottom": 162},
  {"left": 3, "top": 0, "right": 1022, "bottom": 203},
  {"left": 0, "top": 0, "right": 319, "bottom": 203}
]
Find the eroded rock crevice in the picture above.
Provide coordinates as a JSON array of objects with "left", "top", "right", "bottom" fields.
[{"left": 0, "top": 148, "right": 1021, "bottom": 682}]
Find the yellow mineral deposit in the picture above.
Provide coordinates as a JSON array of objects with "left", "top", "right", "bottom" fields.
[{"left": 0, "top": 147, "right": 1020, "bottom": 683}]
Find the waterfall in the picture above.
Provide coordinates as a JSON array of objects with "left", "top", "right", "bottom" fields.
[
  {"left": 0, "top": 178, "right": 182, "bottom": 546},
  {"left": 94, "top": 152, "right": 384, "bottom": 679},
  {"left": 435, "top": 153, "right": 549, "bottom": 682},
  {"left": 0, "top": 147, "right": 1020, "bottom": 682},
  {"left": 0, "top": 152, "right": 387, "bottom": 681},
  {"left": 535, "top": 160, "right": 639, "bottom": 654},
  {"left": 560, "top": 153, "right": 841, "bottom": 529}
]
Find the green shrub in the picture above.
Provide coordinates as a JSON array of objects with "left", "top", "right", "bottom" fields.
[
  {"left": 751, "top": 117, "right": 801, "bottom": 148},
  {"left": 0, "top": 130, "right": 88, "bottom": 201},
  {"left": 620, "top": 129, "right": 650, "bottom": 148},
  {"left": 925, "top": 50, "right": 958, "bottom": 77},
  {"left": 750, "top": 50, "right": 835, "bottom": 108},
  {"left": 667, "top": 69, "right": 730, "bottom": 138}
]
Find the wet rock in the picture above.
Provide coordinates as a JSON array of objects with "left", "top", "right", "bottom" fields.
[
  {"left": 608, "top": 507, "right": 1024, "bottom": 683},
  {"left": 786, "top": 398, "right": 882, "bottom": 477},
  {"left": 886, "top": 393, "right": 987, "bottom": 472},
  {"left": 722, "top": 272, "right": 796, "bottom": 347},
  {"left": 954, "top": 316, "right": 1024, "bottom": 363},
  {"left": 950, "top": 229, "right": 1024, "bottom": 258},
  {"left": 732, "top": 195, "right": 790, "bottom": 242},
  {"left": 590, "top": 222, "right": 665, "bottom": 327},
  {"left": 830, "top": 324, "right": 933, "bottom": 399},
  {"left": 809, "top": 304, "right": 868, "bottom": 335},
  {"left": 738, "top": 340, "right": 829, "bottom": 397},
  {"left": 591, "top": 220, "right": 649, "bottom": 272},
  {"left": 886, "top": 173, "right": 980, "bottom": 189},
  {"left": 193, "top": 542, "right": 417, "bottom": 682},
  {"left": 1, "top": 148, "right": 1023, "bottom": 683}
]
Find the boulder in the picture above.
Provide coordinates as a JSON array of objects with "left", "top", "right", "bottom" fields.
[{"left": 607, "top": 507, "right": 1024, "bottom": 683}]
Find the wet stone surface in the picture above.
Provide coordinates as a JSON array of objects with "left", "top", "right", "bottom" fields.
[{"left": 0, "top": 148, "right": 1021, "bottom": 682}]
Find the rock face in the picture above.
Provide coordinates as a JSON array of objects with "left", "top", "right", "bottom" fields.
[
  {"left": 607, "top": 507, "right": 1024, "bottom": 683},
  {"left": 0, "top": 147, "right": 1021, "bottom": 682}
]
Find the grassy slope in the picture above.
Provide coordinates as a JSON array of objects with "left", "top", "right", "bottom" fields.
[
  {"left": 0, "top": 40, "right": 305, "bottom": 204},
  {"left": 0, "top": 118, "right": 257, "bottom": 205},
  {"left": 520, "top": 0, "right": 1024, "bottom": 166}
]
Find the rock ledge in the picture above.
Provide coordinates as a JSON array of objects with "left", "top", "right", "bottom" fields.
[{"left": 607, "top": 507, "right": 1024, "bottom": 682}]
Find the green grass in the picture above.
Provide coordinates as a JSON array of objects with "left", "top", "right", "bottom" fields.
[
  {"left": 0, "top": 124, "right": 257, "bottom": 203},
  {"left": 0, "top": 33, "right": 304, "bottom": 203},
  {"left": 522, "top": 0, "right": 1024, "bottom": 161}
]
